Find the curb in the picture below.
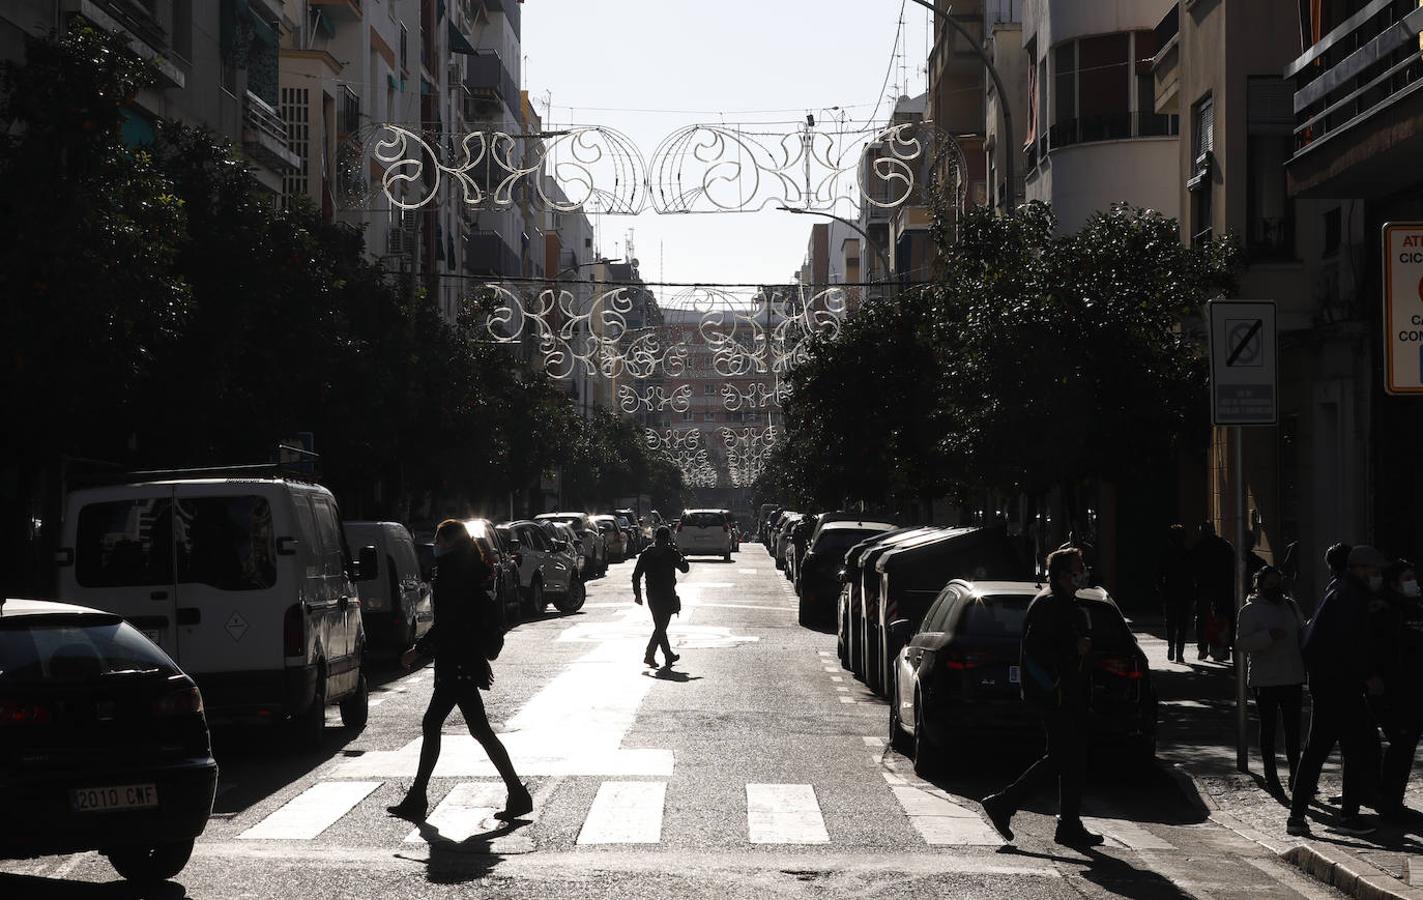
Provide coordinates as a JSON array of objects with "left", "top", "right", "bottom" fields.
[{"left": 1168, "top": 763, "right": 1421, "bottom": 900}]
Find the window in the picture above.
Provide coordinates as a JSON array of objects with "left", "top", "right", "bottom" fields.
[
  {"left": 0, "top": 620, "right": 178, "bottom": 684},
  {"left": 175, "top": 496, "right": 278, "bottom": 591},
  {"left": 703, "top": 412, "right": 716, "bottom": 422},
  {"left": 704, "top": 384, "right": 716, "bottom": 395},
  {"left": 75, "top": 498, "right": 175, "bottom": 587},
  {"left": 310, "top": 498, "right": 348, "bottom": 578},
  {"left": 1054, "top": 42, "right": 1076, "bottom": 129},
  {"left": 920, "top": 589, "right": 958, "bottom": 634},
  {"left": 959, "top": 595, "right": 1034, "bottom": 637},
  {"left": 1078, "top": 33, "right": 1130, "bottom": 140},
  {"left": 1246, "top": 77, "right": 1296, "bottom": 260},
  {"left": 681, "top": 410, "right": 694, "bottom": 422},
  {"left": 1193, "top": 94, "right": 1215, "bottom": 161},
  {"left": 1191, "top": 95, "right": 1215, "bottom": 244},
  {"left": 1048, "top": 31, "right": 1175, "bottom": 147},
  {"left": 399, "top": 23, "right": 409, "bottom": 72}
]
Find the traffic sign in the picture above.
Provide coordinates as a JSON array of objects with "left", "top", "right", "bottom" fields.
[
  {"left": 1383, "top": 222, "right": 1423, "bottom": 395},
  {"left": 1208, "top": 300, "right": 1277, "bottom": 426}
]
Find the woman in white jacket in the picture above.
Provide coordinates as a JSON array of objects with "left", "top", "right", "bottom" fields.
[{"left": 1236, "top": 565, "right": 1307, "bottom": 797}]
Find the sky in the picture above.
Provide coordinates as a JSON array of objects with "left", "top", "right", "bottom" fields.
[{"left": 520, "top": 0, "right": 933, "bottom": 291}]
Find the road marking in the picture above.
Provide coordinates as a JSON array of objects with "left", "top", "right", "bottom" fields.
[
  {"left": 1081, "top": 817, "right": 1175, "bottom": 850},
  {"left": 369, "top": 699, "right": 385, "bottom": 708},
  {"left": 891, "top": 786, "right": 1002, "bottom": 846},
  {"left": 403, "top": 782, "right": 513, "bottom": 844},
  {"left": 830, "top": 676, "right": 844, "bottom": 683},
  {"left": 746, "top": 784, "right": 829, "bottom": 844},
  {"left": 838, "top": 696, "right": 856, "bottom": 704},
  {"left": 862, "top": 736, "right": 887, "bottom": 748},
  {"left": 240, "top": 781, "right": 381, "bottom": 840},
  {"left": 823, "top": 666, "right": 840, "bottom": 673},
  {"left": 817, "top": 651, "right": 832, "bottom": 657},
  {"left": 577, "top": 781, "right": 666, "bottom": 844}
]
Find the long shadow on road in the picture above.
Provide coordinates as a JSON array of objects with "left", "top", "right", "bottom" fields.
[{"left": 0, "top": 873, "right": 191, "bottom": 900}]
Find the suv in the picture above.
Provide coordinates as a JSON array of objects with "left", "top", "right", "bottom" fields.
[
  {"left": 497, "top": 520, "right": 581, "bottom": 615},
  {"left": 460, "top": 518, "right": 523, "bottom": 629},
  {"left": 591, "top": 515, "right": 628, "bottom": 563},
  {"left": 536, "top": 512, "right": 607, "bottom": 578},
  {"left": 58, "top": 477, "right": 371, "bottom": 744},
  {"left": 676, "top": 509, "right": 733, "bottom": 560}
]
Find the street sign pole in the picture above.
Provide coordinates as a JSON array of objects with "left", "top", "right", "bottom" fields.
[{"left": 1207, "top": 300, "right": 1278, "bottom": 775}]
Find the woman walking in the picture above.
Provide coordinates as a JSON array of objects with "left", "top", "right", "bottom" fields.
[
  {"left": 387, "top": 519, "right": 531, "bottom": 821},
  {"left": 1236, "top": 565, "right": 1306, "bottom": 797}
]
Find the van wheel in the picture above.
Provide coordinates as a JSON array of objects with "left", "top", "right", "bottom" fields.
[
  {"left": 340, "top": 670, "right": 369, "bottom": 732},
  {"left": 298, "top": 667, "right": 326, "bottom": 748},
  {"left": 106, "top": 839, "right": 194, "bottom": 882}
]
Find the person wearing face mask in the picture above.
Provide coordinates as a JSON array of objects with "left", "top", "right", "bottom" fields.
[
  {"left": 1236, "top": 565, "right": 1306, "bottom": 798},
  {"left": 1287, "top": 544, "right": 1390, "bottom": 836},
  {"left": 980, "top": 548, "right": 1102, "bottom": 848},
  {"left": 1369, "top": 560, "right": 1423, "bottom": 823}
]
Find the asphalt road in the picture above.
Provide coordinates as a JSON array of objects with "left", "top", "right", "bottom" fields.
[{"left": 1, "top": 547, "right": 1346, "bottom": 900}]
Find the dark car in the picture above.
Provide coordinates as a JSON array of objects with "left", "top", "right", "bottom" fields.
[
  {"left": 888, "top": 581, "right": 1158, "bottom": 777},
  {"left": 797, "top": 520, "right": 897, "bottom": 627},
  {"left": 461, "top": 518, "right": 523, "bottom": 630},
  {"left": 0, "top": 598, "right": 219, "bottom": 882},
  {"left": 836, "top": 527, "right": 925, "bottom": 669}
]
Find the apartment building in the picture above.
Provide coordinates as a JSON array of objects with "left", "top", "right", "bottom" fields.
[
  {"left": 0, "top": 0, "right": 301, "bottom": 193},
  {"left": 1020, "top": 0, "right": 1181, "bottom": 231}
]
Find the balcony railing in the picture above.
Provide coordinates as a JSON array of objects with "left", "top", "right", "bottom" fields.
[
  {"left": 242, "top": 90, "right": 300, "bottom": 171},
  {"left": 1047, "top": 112, "right": 1180, "bottom": 149},
  {"left": 338, "top": 84, "right": 360, "bottom": 138},
  {"left": 464, "top": 51, "right": 520, "bottom": 119},
  {"left": 91, "top": 0, "right": 167, "bottom": 51},
  {"left": 464, "top": 230, "right": 521, "bottom": 276},
  {"left": 1287, "top": 0, "right": 1423, "bottom": 156}
]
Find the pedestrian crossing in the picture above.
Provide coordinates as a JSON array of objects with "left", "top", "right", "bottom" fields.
[{"left": 231, "top": 775, "right": 1184, "bottom": 853}]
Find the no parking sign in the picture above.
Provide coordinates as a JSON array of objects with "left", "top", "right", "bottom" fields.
[
  {"left": 1208, "top": 301, "right": 1277, "bottom": 426},
  {"left": 1384, "top": 222, "right": 1423, "bottom": 395}
]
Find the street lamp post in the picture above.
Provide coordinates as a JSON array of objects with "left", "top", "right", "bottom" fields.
[
  {"left": 776, "top": 206, "right": 893, "bottom": 286},
  {"left": 902, "top": 0, "right": 1018, "bottom": 212}
]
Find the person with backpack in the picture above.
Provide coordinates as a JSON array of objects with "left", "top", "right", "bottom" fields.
[
  {"left": 1236, "top": 565, "right": 1306, "bottom": 798},
  {"left": 633, "top": 525, "right": 690, "bottom": 668},
  {"left": 388, "top": 519, "right": 531, "bottom": 821},
  {"left": 979, "top": 547, "right": 1103, "bottom": 848}
]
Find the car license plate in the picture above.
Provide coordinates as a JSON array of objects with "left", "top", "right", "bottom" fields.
[
  {"left": 1008, "top": 665, "right": 1021, "bottom": 684},
  {"left": 71, "top": 784, "right": 158, "bottom": 813}
]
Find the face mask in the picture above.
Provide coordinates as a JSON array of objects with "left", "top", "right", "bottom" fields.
[
  {"left": 1070, "top": 571, "right": 1090, "bottom": 590},
  {"left": 1402, "top": 580, "right": 1420, "bottom": 598},
  {"left": 1368, "top": 575, "right": 1384, "bottom": 593}
]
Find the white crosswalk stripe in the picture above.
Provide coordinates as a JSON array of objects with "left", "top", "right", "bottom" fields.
[
  {"left": 577, "top": 781, "right": 666, "bottom": 844},
  {"left": 746, "top": 784, "right": 830, "bottom": 844},
  {"left": 405, "top": 782, "right": 512, "bottom": 844},
  {"left": 1081, "top": 816, "right": 1176, "bottom": 850},
  {"left": 239, "top": 781, "right": 381, "bottom": 840},
  {"left": 890, "top": 785, "right": 1002, "bottom": 846}
]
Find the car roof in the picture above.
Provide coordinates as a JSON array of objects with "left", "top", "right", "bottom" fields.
[
  {"left": 682, "top": 508, "right": 724, "bottom": 514},
  {"left": 537, "top": 512, "right": 587, "bottom": 519},
  {"left": 820, "top": 521, "right": 896, "bottom": 534},
  {"left": 949, "top": 580, "right": 1045, "bottom": 597},
  {"left": 0, "top": 597, "right": 115, "bottom": 619}
]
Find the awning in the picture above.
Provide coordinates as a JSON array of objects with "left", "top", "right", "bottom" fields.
[
  {"left": 387, "top": 72, "right": 399, "bottom": 92},
  {"left": 448, "top": 22, "right": 477, "bottom": 55}
]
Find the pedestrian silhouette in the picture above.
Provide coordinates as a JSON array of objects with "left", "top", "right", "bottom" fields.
[
  {"left": 1236, "top": 565, "right": 1306, "bottom": 798},
  {"left": 388, "top": 519, "right": 530, "bottom": 822},
  {"left": 632, "top": 525, "right": 689, "bottom": 669},
  {"left": 981, "top": 547, "right": 1104, "bottom": 848},
  {"left": 1157, "top": 524, "right": 1194, "bottom": 662}
]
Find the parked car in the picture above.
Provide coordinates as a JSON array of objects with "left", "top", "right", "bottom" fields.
[
  {"left": 58, "top": 476, "right": 371, "bottom": 744},
  {"left": 888, "top": 581, "right": 1157, "bottom": 775},
  {"left": 536, "top": 512, "right": 607, "bottom": 578},
  {"left": 614, "top": 509, "right": 643, "bottom": 553},
  {"left": 763, "top": 508, "right": 787, "bottom": 551},
  {"left": 785, "top": 514, "right": 818, "bottom": 584},
  {"left": 539, "top": 520, "right": 586, "bottom": 583},
  {"left": 591, "top": 515, "right": 628, "bottom": 563},
  {"left": 533, "top": 520, "right": 587, "bottom": 613},
  {"left": 757, "top": 503, "right": 778, "bottom": 541},
  {"left": 343, "top": 521, "right": 433, "bottom": 656},
  {"left": 868, "top": 527, "right": 1030, "bottom": 696},
  {"left": 675, "top": 509, "right": 734, "bottom": 560},
  {"left": 836, "top": 528, "right": 925, "bottom": 669},
  {"left": 797, "top": 520, "right": 897, "bottom": 627},
  {"left": 0, "top": 598, "right": 219, "bottom": 882},
  {"left": 773, "top": 513, "right": 803, "bottom": 569},
  {"left": 460, "top": 518, "right": 523, "bottom": 629},
  {"left": 718, "top": 510, "right": 740, "bottom": 552},
  {"left": 850, "top": 528, "right": 944, "bottom": 684},
  {"left": 498, "top": 520, "right": 582, "bottom": 615}
]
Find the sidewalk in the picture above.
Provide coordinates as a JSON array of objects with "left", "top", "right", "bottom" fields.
[{"left": 1130, "top": 615, "right": 1423, "bottom": 900}]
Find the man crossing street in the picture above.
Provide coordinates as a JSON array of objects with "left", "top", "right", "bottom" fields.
[{"left": 632, "top": 525, "right": 690, "bottom": 669}]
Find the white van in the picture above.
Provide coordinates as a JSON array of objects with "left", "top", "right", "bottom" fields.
[
  {"left": 343, "top": 521, "right": 432, "bottom": 654},
  {"left": 56, "top": 477, "right": 372, "bottom": 744}
]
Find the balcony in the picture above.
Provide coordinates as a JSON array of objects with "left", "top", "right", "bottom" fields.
[
  {"left": 338, "top": 84, "right": 360, "bottom": 139},
  {"left": 242, "top": 90, "right": 301, "bottom": 172},
  {"left": 464, "top": 230, "right": 521, "bottom": 277},
  {"left": 463, "top": 51, "right": 520, "bottom": 121},
  {"left": 1152, "top": 3, "right": 1180, "bottom": 114},
  {"left": 1285, "top": 0, "right": 1423, "bottom": 197},
  {"left": 309, "top": 0, "right": 362, "bottom": 19},
  {"left": 69, "top": 0, "right": 185, "bottom": 87},
  {"left": 1047, "top": 111, "right": 1180, "bottom": 150}
]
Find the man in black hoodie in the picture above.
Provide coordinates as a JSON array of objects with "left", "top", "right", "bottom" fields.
[
  {"left": 387, "top": 519, "right": 531, "bottom": 822},
  {"left": 980, "top": 547, "right": 1103, "bottom": 848},
  {"left": 1287, "top": 544, "right": 1388, "bottom": 836},
  {"left": 633, "top": 525, "right": 689, "bottom": 668}
]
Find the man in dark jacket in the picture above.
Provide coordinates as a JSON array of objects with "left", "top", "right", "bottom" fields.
[
  {"left": 1287, "top": 544, "right": 1388, "bottom": 836},
  {"left": 1369, "top": 560, "right": 1422, "bottom": 822},
  {"left": 388, "top": 519, "right": 530, "bottom": 822},
  {"left": 633, "top": 525, "right": 690, "bottom": 668},
  {"left": 1190, "top": 521, "right": 1236, "bottom": 660},
  {"left": 1157, "top": 525, "right": 1195, "bottom": 662},
  {"left": 980, "top": 547, "right": 1103, "bottom": 848}
]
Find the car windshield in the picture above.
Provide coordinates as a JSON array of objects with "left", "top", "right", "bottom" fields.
[
  {"left": 0, "top": 617, "right": 179, "bottom": 683},
  {"left": 542, "top": 515, "right": 584, "bottom": 531},
  {"left": 683, "top": 512, "right": 723, "bottom": 528}
]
